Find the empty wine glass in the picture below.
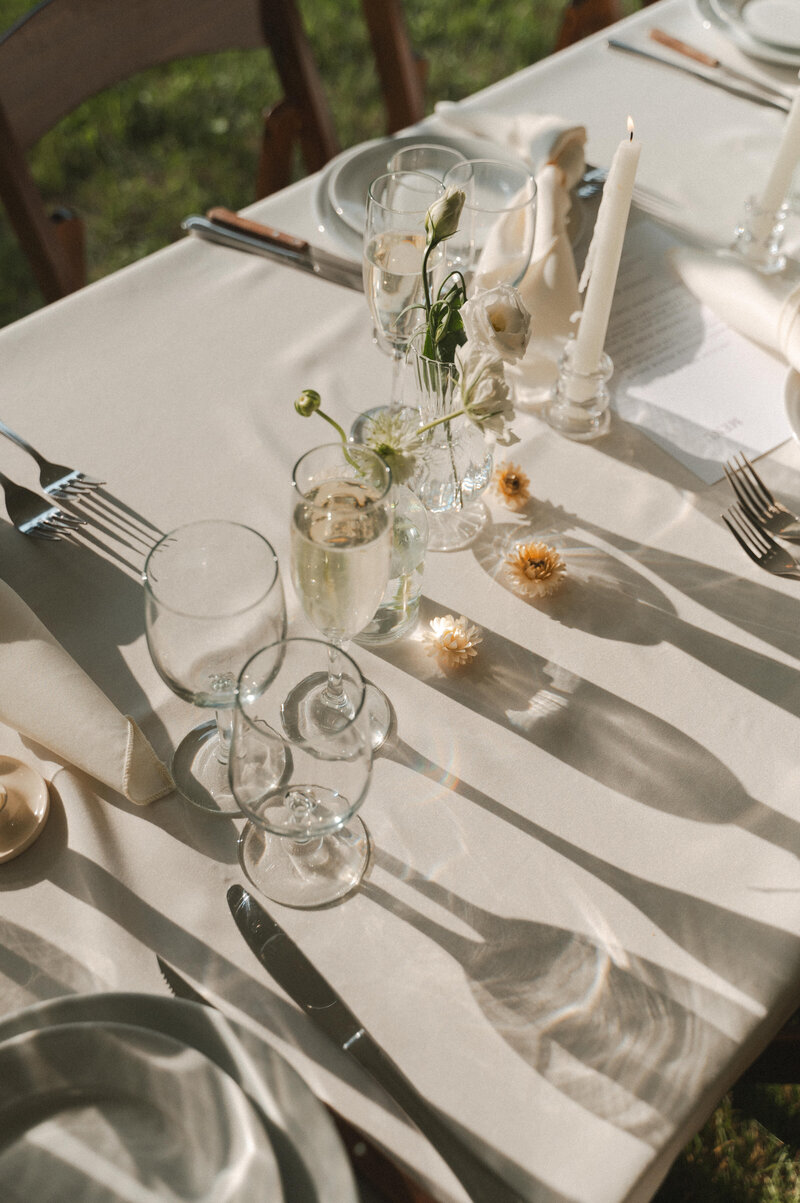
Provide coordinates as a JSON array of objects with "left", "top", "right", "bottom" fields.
[
  {"left": 442, "top": 158, "right": 537, "bottom": 293},
  {"left": 230, "top": 637, "right": 373, "bottom": 908},
  {"left": 353, "top": 169, "right": 445, "bottom": 441},
  {"left": 143, "top": 520, "right": 286, "bottom": 814},
  {"left": 289, "top": 442, "right": 393, "bottom": 748},
  {"left": 387, "top": 142, "right": 466, "bottom": 181}
]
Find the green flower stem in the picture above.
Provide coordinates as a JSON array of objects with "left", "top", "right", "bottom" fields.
[{"left": 415, "top": 407, "right": 467, "bottom": 437}]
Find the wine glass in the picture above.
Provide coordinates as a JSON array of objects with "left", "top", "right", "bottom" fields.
[
  {"left": 289, "top": 442, "right": 393, "bottom": 748},
  {"left": 442, "top": 158, "right": 537, "bottom": 293},
  {"left": 387, "top": 142, "right": 466, "bottom": 181},
  {"left": 143, "top": 520, "right": 286, "bottom": 814},
  {"left": 230, "top": 636, "right": 373, "bottom": 908},
  {"left": 353, "top": 169, "right": 445, "bottom": 441}
]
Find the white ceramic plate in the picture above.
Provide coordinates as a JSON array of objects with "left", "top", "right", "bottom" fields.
[
  {"left": 327, "top": 131, "right": 525, "bottom": 238},
  {"left": 0, "top": 1020, "right": 282, "bottom": 1202},
  {"left": 694, "top": 0, "right": 800, "bottom": 65},
  {"left": 713, "top": 0, "right": 800, "bottom": 53},
  {"left": 784, "top": 369, "right": 800, "bottom": 439},
  {"left": 0, "top": 994, "right": 357, "bottom": 1203}
]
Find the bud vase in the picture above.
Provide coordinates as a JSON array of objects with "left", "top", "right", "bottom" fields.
[{"left": 408, "top": 338, "right": 493, "bottom": 552}]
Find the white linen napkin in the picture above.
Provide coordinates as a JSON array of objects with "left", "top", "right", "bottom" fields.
[
  {"left": 433, "top": 103, "right": 587, "bottom": 188},
  {"left": 0, "top": 579, "right": 174, "bottom": 804},
  {"left": 671, "top": 246, "right": 800, "bottom": 369}
]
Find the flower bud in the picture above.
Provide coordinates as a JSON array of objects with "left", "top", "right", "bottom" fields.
[
  {"left": 425, "top": 188, "right": 465, "bottom": 247},
  {"left": 295, "top": 389, "right": 321, "bottom": 417}
]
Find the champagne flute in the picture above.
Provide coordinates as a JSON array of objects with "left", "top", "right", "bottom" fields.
[
  {"left": 353, "top": 169, "right": 445, "bottom": 441},
  {"left": 289, "top": 442, "right": 393, "bottom": 748},
  {"left": 143, "top": 520, "right": 286, "bottom": 813},
  {"left": 230, "top": 636, "right": 373, "bottom": 908},
  {"left": 442, "top": 158, "right": 537, "bottom": 292},
  {"left": 387, "top": 142, "right": 466, "bottom": 180}
]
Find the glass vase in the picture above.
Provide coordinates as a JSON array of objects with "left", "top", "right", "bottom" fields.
[
  {"left": 355, "top": 484, "right": 429, "bottom": 645},
  {"left": 408, "top": 337, "right": 493, "bottom": 552}
]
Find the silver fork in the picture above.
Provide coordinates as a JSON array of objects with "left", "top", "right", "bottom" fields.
[
  {"left": 723, "top": 503, "right": 800, "bottom": 580},
  {"left": 0, "top": 418, "right": 105, "bottom": 498},
  {"left": 724, "top": 453, "right": 800, "bottom": 541},
  {"left": 0, "top": 471, "right": 87, "bottom": 539}
]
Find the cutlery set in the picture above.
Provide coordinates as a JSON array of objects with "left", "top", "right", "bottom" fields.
[
  {"left": 0, "top": 420, "right": 103, "bottom": 539},
  {"left": 722, "top": 454, "right": 800, "bottom": 579}
]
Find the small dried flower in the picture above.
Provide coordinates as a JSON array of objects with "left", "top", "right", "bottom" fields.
[
  {"left": 424, "top": 614, "right": 482, "bottom": 669},
  {"left": 504, "top": 542, "right": 566, "bottom": 598},
  {"left": 493, "top": 462, "right": 530, "bottom": 510}
]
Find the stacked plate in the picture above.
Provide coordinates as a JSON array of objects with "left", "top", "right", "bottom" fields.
[
  {"left": 695, "top": 0, "right": 800, "bottom": 65},
  {"left": 0, "top": 993, "right": 358, "bottom": 1203}
]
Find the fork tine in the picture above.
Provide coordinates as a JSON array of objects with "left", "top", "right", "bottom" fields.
[
  {"left": 722, "top": 514, "right": 761, "bottom": 565},
  {"left": 724, "top": 466, "right": 772, "bottom": 531},
  {"left": 50, "top": 514, "right": 86, "bottom": 530},
  {"left": 725, "top": 459, "right": 766, "bottom": 518},
  {"left": 737, "top": 453, "right": 776, "bottom": 508},
  {"left": 27, "top": 526, "right": 62, "bottom": 540},
  {"left": 730, "top": 503, "right": 781, "bottom": 553},
  {"left": 76, "top": 475, "right": 106, "bottom": 487}
]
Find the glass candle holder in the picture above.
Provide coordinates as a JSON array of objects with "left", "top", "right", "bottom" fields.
[
  {"left": 545, "top": 340, "right": 613, "bottom": 441},
  {"left": 732, "top": 196, "right": 788, "bottom": 275}
]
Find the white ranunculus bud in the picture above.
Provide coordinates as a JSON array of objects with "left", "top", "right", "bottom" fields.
[{"left": 460, "top": 284, "right": 532, "bottom": 363}]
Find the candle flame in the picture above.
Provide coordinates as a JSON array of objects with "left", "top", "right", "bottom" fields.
[{"left": 627, "top": 115, "right": 635, "bottom": 140}]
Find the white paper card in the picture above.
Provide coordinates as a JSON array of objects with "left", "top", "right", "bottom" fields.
[{"left": 604, "top": 216, "right": 793, "bottom": 483}]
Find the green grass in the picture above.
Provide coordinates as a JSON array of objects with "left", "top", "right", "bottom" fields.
[{"left": 1, "top": 1, "right": 799, "bottom": 1197}]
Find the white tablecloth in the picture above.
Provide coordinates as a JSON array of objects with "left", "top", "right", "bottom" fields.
[{"left": 1, "top": 2, "right": 799, "bottom": 1200}]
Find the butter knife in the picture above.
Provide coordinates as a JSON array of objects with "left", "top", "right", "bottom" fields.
[
  {"left": 607, "top": 38, "right": 791, "bottom": 112},
  {"left": 228, "top": 884, "right": 524, "bottom": 1203},
  {"left": 181, "top": 210, "right": 363, "bottom": 291},
  {"left": 649, "top": 29, "right": 796, "bottom": 102}
]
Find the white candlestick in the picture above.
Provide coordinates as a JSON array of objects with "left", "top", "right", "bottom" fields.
[
  {"left": 758, "top": 74, "right": 800, "bottom": 217},
  {"left": 572, "top": 118, "right": 641, "bottom": 383}
]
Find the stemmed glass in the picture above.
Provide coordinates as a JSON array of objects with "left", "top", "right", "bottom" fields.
[
  {"left": 230, "top": 636, "right": 373, "bottom": 908},
  {"left": 442, "top": 158, "right": 537, "bottom": 292},
  {"left": 354, "top": 169, "right": 445, "bottom": 440},
  {"left": 143, "top": 520, "right": 286, "bottom": 814},
  {"left": 387, "top": 142, "right": 466, "bottom": 181},
  {"left": 289, "top": 442, "right": 393, "bottom": 748}
]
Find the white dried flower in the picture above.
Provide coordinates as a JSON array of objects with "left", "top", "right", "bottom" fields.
[
  {"left": 424, "top": 613, "right": 482, "bottom": 669},
  {"left": 461, "top": 285, "right": 531, "bottom": 363},
  {"left": 455, "top": 345, "right": 515, "bottom": 445}
]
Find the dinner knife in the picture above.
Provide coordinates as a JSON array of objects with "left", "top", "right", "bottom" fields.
[
  {"left": 607, "top": 38, "right": 792, "bottom": 112},
  {"left": 181, "top": 211, "right": 364, "bottom": 292},
  {"left": 649, "top": 28, "right": 796, "bottom": 102},
  {"left": 228, "top": 884, "right": 525, "bottom": 1203}
]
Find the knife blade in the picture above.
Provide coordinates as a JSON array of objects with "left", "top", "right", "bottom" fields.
[
  {"left": 156, "top": 954, "right": 434, "bottom": 1203},
  {"left": 228, "top": 883, "right": 524, "bottom": 1203},
  {"left": 649, "top": 28, "right": 796, "bottom": 102},
  {"left": 181, "top": 212, "right": 364, "bottom": 291},
  {"left": 607, "top": 37, "right": 792, "bottom": 112}
]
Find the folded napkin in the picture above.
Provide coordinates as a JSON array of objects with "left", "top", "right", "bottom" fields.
[
  {"left": 671, "top": 247, "right": 800, "bottom": 369},
  {"left": 0, "top": 579, "right": 174, "bottom": 804},
  {"left": 433, "top": 103, "right": 585, "bottom": 364}
]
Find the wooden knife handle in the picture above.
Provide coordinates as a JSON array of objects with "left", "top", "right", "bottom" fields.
[
  {"left": 205, "top": 207, "right": 309, "bottom": 254},
  {"left": 327, "top": 1106, "right": 438, "bottom": 1202},
  {"left": 650, "top": 28, "right": 719, "bottom": 68}
]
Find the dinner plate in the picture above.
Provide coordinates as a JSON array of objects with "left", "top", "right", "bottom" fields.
[
  {"left": 784, "top": 369, "right": 800, "bottom": 439},
  {"left": 712, "top": 0, "right": 800, "bottom": 53},
  {"left": 0, "top": 993, "right": 357, "bottom": 1203},
  {"left": 0, "top": 1020, "right": 281, "bottom": 1202},
  {"left": 326, "top": 131, "right": 526, "bottom": 239},
  {"left": 693, "top": 0, "right": 800, "bottom": 65}
]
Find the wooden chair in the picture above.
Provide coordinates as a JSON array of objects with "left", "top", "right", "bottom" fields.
[
  {"left": 360, "top": 0, "right": 426, "bottom": 134},
  {"left": 554, "top": 0, "right": 658, "bottom": 52},
  {"left": 0, "top": 0, "right": 340, "bottom": 303}
]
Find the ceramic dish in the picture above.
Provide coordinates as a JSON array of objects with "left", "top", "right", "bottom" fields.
[
  {"left": 0, "top": 993, "right": 357, "bottom": 1203},
  {"left": 694, "top": 0, "right": 800, "bottom": 65},
  {"left": 712, "top": 0, "right": 800, "bottom": 53},
  {"left": 0, "top": 1020, "right": 281, "bottom": 1202}
]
